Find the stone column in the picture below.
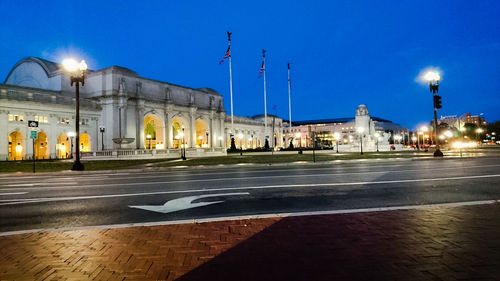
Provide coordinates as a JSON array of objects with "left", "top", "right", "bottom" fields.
[
  {"left": 189, "top": 110, "right": 196, "bottom": 148},
  {"left": 209, "top": 111, "right": 215, "bottom": 148},
  {"left": 136, "top": 100, "right": 145, "bottom": 149},
  {"left": 0, "top": 110, "right": 8, "bottom": 160},
  {"left": 219, "top": 115, "right": 225, "bottom": 148}
]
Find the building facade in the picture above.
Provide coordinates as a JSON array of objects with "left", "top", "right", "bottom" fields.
[
  {"left": 1, "top": 57, "right": 282, "bottom": 160},
  {"left": 283, "top": 104, "right": 406, "bottom": 151}
]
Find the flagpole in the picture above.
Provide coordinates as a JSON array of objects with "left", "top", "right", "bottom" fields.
[
  {"left": 287, "top": 62, "right": 292, "bottom": 147},
  {"left": 227, "top": 32, "right": 234, "bottom": 139},
  {"left": 263, "top": 49, "right": 268, "bottom": 141}
]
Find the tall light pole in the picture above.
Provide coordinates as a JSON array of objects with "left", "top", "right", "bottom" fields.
[
  {"left": 238, "top": 133, "right": 243, "bottom": 156},
  {"left": 334, "top": 132, "right": 340, "bottom": 153},
  {"left": 357, "top": 127, "right": 364, "bottom": 155},
  {"left": 146, "top": 134, "right": 152, "bottom": 150},
  {"left": 100, "top": 127, "right": 105, "bottom": 151},
  {"left": 181, "top": 127, "right": 186, "bottom": 160},
  {"left": 424, "top": 71, "right": 443, "bottom": 157},
  {"left": 63, "top": 58, "right": 87, "bottom": 171}
]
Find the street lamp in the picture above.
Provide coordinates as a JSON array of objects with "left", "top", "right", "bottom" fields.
[
  {"left": 357, "top": 127, "right": 364, "bottom": 155},
  {"left": 374, "top": 133, "right": 380, "bottom": 152},
  {"left": 238, "top": 133, "right": 243, "bottom": 156},
  {"left": 424, "top": 70, "right": 443, "bottom": 157},
  {"left": 206, "top": 131, "right": 209, "bottom": 148},
  {"left": 146, "top": 134, "right": 152, "bottom": 150},
  {"left": 99, "top": 127, "right": 105, "bottom": 151},
  {"left": 63, "top": 58, "right": 87, "bottom": 170},
  {"left": 334, "top": 132, "right": 340, "bottom": 153},
  {"left": 181, "top": 126, "right": 186, "bottom": 160}
]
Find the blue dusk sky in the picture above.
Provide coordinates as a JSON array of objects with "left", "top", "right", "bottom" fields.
[{"left": 1, "top": 0, "right": 499, "bottom": 128}]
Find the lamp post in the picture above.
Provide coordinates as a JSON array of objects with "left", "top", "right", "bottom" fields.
[
  {"left": 63, "top": 58, "right": 87, "bottom": 170},
  {"left": 424, "top": 71, "right": 443, "bottom": 157},
  {"left": 374, "top": 133, "right": 380, "bottom": 152},
  {"left": 206, "top": 131, "right": 209, "bottom": 148},
  {"left": 411, "top": 136, "right": 417, "bottom": 148},
  {"left": 238, "top": 133, "right": 243, "bottom": 156},
  {"left": 181, "top": 127, "right": 186, "bottom": 160},
  {"left": 334, "top": 132, "right": 340, "bottom": 153},
  {"left": 146, "top": 134, "right": 152, "bottom": 150},
  {"left": 99, "top": 127, "right": 105, "bottom": 150},
  {"left": 357, "top": 127, "right": 364, "bottom": 155}
]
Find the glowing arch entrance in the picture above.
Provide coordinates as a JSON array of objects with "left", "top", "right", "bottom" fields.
[
  {"left": 35, "top": 132, "right": 49, "bottom": 160},
  {"left": 144, "top": 114, "right": 164, "bottom": 149},
  {"left": 80, "top": 133, "right": 91, "bottom": 152},
  {"left": 195, "top": 119, "right": 209, "bottom": 148},
  {"left": 172, "top": 117, "right": 188, "bottom": 149},
  {"left": 57, "top": 134, "right": 70, "bottom": 159},
  {"left": 8, "top": 131, "right": 24, "bottom": 160}
]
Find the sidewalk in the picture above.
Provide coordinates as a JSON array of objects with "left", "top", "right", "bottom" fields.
[{"left": 1, "top": 203, "right": 500, "bottom": 281}]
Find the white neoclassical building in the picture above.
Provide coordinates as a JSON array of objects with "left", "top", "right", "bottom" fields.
[
  {"left": 0, "top": 57, "right": 282, "bottom": 160},
  {"left": 283, "top": 104, "right": 406, "bottom": 151}
]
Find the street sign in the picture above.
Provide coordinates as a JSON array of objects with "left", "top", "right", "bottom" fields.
[
  {"left": 30, "top": 130, "right": 38, "bottom": 139},
  {"left": 28, "top": 120, "right": 39, "bottom": 128}
]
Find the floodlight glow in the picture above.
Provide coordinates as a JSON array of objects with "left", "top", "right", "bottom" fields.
[
  {"left": 62, "top": 58, "right": 79, "bottom": 72},
  {"left": 424, "top": 71, "right": 441, "bottom": 82}
]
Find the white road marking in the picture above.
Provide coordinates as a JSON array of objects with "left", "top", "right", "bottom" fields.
[
  {"left": 1, "top": 199, "right": 497, "bottom": 237},
  {"left": 3, "top": 184, "right": 36, "bottom": 187},
  {"left": 129, "top": 192, "right": 249, "bottom": 214},
  {"left": 1, "top": 163, "right": 499, "bottom": 192},
  {"left": 0, "top": 174, "right": 499, "bottom": 206},
  {"left": 0, "top": 192, "right": 28, "bottom": 196}
]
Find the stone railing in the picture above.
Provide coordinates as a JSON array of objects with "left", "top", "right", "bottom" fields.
[{"left": 81, "top": 147, "right": 227, "bottom": 159}]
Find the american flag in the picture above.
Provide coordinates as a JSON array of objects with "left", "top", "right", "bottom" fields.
[
  {"left": 219, "top": 46, "right": 231, "bottom": 64},
  {"left": 259, "top": 61, "right": 265, "bottom": 77}
]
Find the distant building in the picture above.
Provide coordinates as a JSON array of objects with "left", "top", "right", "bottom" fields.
[
  {"left": 436, "top": 113, "right": 487, "bottom": 130},
  {"left": 283, "top": 104, "right": 407, "bottom": 149}
]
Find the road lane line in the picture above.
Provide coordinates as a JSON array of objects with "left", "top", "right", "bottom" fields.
[
  {"left": 2, "top": 163, "right": 499, "bottom": 191},
  {"left": 0, "top": 192, "right": 28, "bottom": 196},
  {"left": 1, "top": 199, "right": 498, "bottom": 237},
  {"left": 1, "top": 174, "right": 499, "bottom": 206}
]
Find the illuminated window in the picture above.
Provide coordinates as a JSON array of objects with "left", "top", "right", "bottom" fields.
[
  {"left": 35, "top": 115, "right": 48, "bottom": 123},
  {"left": 10, "top": 114, "right": 24, "bottom": 121},
  {"left": 59, "top": 118, "right": 70, "bottom": 124}
]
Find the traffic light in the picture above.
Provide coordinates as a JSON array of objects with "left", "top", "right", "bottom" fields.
[{"left": 433, "top": 95, "right": 442, "bottom": 109}]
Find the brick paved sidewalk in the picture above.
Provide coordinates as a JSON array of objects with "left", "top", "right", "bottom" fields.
[{"left": 1, "top": 204, "right": 500, "bottom": 281}]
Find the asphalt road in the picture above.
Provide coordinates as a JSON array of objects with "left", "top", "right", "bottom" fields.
[{"left": 1, "top": 156, "right": 499, "bottom": 233}]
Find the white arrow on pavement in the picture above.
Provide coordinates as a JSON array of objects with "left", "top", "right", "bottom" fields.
[{"left": 129, "top": 192, "right": 249, "bottom": 214}]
